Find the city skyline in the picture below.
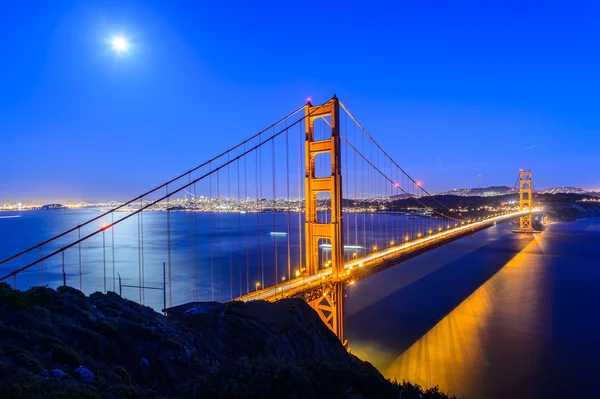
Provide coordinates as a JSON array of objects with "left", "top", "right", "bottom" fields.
[
  {"left": 1, "top": 1, "right": 599, "bottom": 203},
  {"left": 2, "top": 184, "right": 599, "bottom": 208}
]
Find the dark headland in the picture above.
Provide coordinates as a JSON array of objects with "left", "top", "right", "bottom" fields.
[{"left": 0, "top": 284, "right": 454, "bottom": 399}]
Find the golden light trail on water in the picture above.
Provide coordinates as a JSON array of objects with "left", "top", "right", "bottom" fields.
[{"left": 376, "top": 231, "right": 548, "bottom": 397}]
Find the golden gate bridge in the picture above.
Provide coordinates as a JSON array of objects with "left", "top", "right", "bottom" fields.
[{"left": 0, "top": 96, "right": 542, "bottom": 345}]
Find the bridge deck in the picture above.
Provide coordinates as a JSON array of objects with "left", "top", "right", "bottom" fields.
[{"left": 237, "top": 210, "right": 540, "bottom": 303}]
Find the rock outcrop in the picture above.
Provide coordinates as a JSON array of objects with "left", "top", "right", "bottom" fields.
[{"left": 0, "top": 283, "right": 454, "bottom": 398}]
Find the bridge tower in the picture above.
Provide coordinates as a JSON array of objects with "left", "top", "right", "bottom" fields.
[
  {"left": 517, "top": 170, "right": 533, "bottom": 233},
  {"left": 304, "top": 96, "right": 346, "bottom": 345}
]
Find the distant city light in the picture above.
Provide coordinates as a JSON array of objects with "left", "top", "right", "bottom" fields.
[{"left": 111, "top": 36, "right": 129, "bottom": 53}]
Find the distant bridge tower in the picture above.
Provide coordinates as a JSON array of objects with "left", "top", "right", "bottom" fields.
[
  {"left": 304, "top": 96, "right": 346, "bottom": 345},
  {"left": 517, "top": 170, "right": 533, "bottom": 233}
]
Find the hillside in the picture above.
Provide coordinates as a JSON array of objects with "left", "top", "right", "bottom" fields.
[{"left": 0, "top": 284, "right": 454, "bottom": 399}]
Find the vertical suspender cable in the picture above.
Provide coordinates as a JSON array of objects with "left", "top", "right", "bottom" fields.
[
  {"left": 255, "top": 147, "right": 260, "bottom": 290},
  {"left": 237, "top": 158, "right": 242, "bottom": 297},
  {"left": 189, "top": 173, "right": 194, "bottom": 302},
  {"left": 344, "top": 112, "right": 349, "bottom": 261},
  {"left": 140, "top": 198, "right": 145, "bottom": 304},
  {"left": 194, "top": 181, "right": 199, "bottom": 301},
  {"left": 228, "top": 154, "right": 233, "bottom": 300},
  {"left": 216, "top": 169, "right": 221, "bottom": 302},
  {"left": 244, "top": 142, "right": 249, "bottom": 294},
  {"left": 353, "top": 120, "right": 358, "bottom": 250},
  {"left": 298, "top": 122, "right": 303, "bottom": 271},
  {"left": 272, "top": 127, "right": 277, "bottom": 286},
  {"left": 167, "top": 185, "right": 172, "bottom": 308},
  {"left": 210, "top": 162, "right": 214, "bottom": 301},
  {"left": 137, "top": 203, "right": 142, "bottom": 302},
  {"left": 285, "top": 120, "right": 291, "bottom": 282},
  {"left": 103, "top": 230, "right": 106, "bottom": 293},
  {"left": 112, "top": 213, "right": 115, "bottom": 292},
  {"left": 78, "top": 228, "right": 82, "bottom": 291},
  {"left": 259, "top": 137, "right": 264, "bottom": 288}
]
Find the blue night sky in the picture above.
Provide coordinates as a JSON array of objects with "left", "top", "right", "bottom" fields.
[{"left": 1, "top": 0, "right": 599, "bottom": 203}]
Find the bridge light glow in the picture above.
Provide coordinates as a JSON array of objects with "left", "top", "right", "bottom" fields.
[
  {"left": 429, "top": 230, "right": 432, "bottom": 235},
  {"left": 405, "top": 236, "right": 409, "bottom": 242},
  {"left": 295, "top": 270, "right": 300, "bottom": 277},
  {"left": 373, "top": 245, "right": 378, "bottom": 251}
]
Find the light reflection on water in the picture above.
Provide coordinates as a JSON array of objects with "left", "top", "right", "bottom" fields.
[{"left": 347, "top": 219, "right": 600, "bottom": 399}]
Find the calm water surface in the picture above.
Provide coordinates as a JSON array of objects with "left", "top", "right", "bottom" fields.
[
  {"left": 0, "top": 209, "right": 443, "bottom": 310},
  {"left": 346, "top": 218, "right": 600, "bottom": 399}
]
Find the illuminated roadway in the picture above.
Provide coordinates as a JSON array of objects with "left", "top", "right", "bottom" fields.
[{"left": 238, "top": 209, "right": 542, "bottom": 303}]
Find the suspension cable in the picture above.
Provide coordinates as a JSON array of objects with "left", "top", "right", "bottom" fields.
[
  {"left": 0, "top": 105, "right": 305, "bottom": 267},
  {"left": 339, "top": 102, "right": 463, "bottom": 220},
  {"left": 340, "top": 134, "right": 463, "bottom": 222},
  {"left": 0, "top": 101, "right": 331, "bottom": 283}
]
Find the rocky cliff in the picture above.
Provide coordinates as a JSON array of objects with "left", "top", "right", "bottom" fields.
[{"left": 0, "top": 284, "right": 454, "bottom": 398}]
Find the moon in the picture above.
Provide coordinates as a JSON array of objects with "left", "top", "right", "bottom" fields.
[{"left": 111, "top": 36, "right": 129, "bottom": 53}]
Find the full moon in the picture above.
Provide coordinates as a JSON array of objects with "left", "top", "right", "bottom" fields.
[{"left": 111, "top": 36, "right": 129, "bottom": 53}]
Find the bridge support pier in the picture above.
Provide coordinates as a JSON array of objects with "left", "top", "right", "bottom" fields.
[{"left": 306, "top": 280, "right": 346, "bottom": 347}]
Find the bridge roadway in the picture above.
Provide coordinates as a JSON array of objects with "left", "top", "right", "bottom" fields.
[{"left": 237, "top": 210, "right": 540, "bottom": 303}]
